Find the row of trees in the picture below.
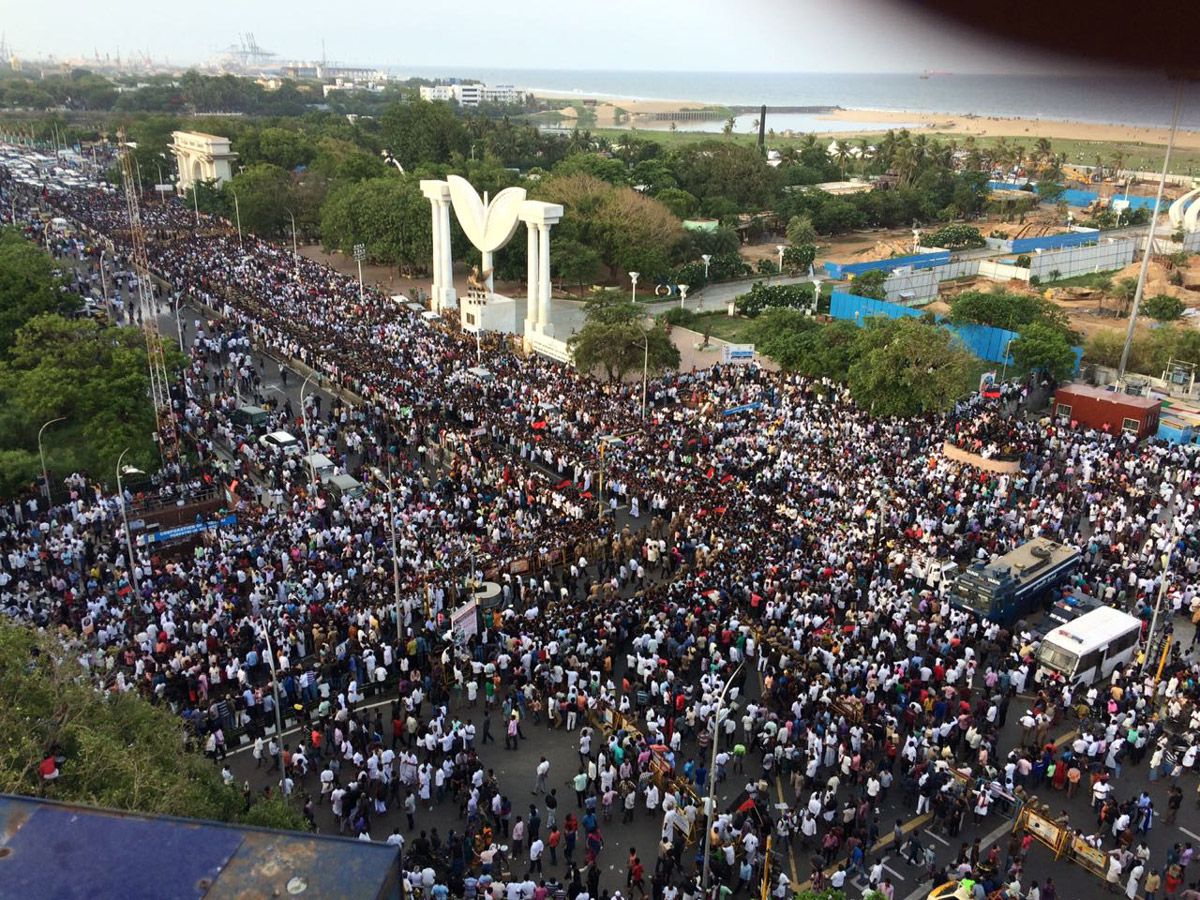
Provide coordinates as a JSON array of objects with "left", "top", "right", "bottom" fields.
[
  {"left": 0, "top": 229, "right": 167, "bottom": 496},
  {"left": 745, "top": 311, "right": 978, "bottom": 415}
]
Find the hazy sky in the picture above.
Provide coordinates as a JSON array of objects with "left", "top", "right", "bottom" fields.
[{"left": 8, "top": 0, "right": 1081, "bottom": 74}]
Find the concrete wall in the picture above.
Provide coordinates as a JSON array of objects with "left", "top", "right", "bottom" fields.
[
  {"left": 1028, "top": 239, "right": 1135, "bottom": 279},
  {"left": 979, "top": 261, "right": 1029, "bottom": 282},
  {"left": 883, "top": 270, "right": 939, "bottom": 304}
]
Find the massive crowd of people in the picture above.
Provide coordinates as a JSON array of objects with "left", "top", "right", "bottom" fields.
[{"left": 4, "top": 159, "right": 1200, "bottom": 900}]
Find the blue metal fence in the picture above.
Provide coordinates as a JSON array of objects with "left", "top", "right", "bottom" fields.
[
  {"left": 823, "top": 250, "right": 950, "bottom": 280},
  {"left": 1009, "top": 229, "right": 1100, "bottom": 252},
  {"left": 830, "top": 290, "right": 1082, "bottom": 374}
]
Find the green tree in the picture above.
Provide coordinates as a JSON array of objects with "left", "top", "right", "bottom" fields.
[
  {"left": 0, "top": 228, "right": 82, "bottom": 353},
  {"left": 0, "top": 314, "right": 167, "bottom": 494},
  {"left": 1009, "top": 322, "right": 1077, "bottom": 380},
  {"left": 654, "top": 187, "right": 700, "bottom": 220},
  {"left": 847, "top": 316, "right": 975, "bottom": 415},
  {"left": 1084, "top": 329, "right": 1125, "bottom": 368},
  {"left": 380, "top": 99, "right": 469, "bottom": 170},
  {"left": 946, "top": 288, "right": 1075, "bottom": 340},
  {"left": 568, "top": 298, "right": 680, "bottom": 382},
  {"left": 786, "top": 215, "right": 818, "bottom": 247},
  {"left": 1113, "top": 276, "right": 1139, "bottom": 316},
  {"left": 551, "top": 238, "right": 604, "bottom": 291},
  {"left": 925, "top": 224, "right": 986, "bottom": 250},
  {"left": 223, "top": 164, "right": 292, "bottom": 236},
  {"left": 320, "top": 177, "right": 433, "bottom": 275},
  {"left": 0, "top": 622, "right": 308, "bottom": 829},
  {"left": 1142, "top": 293, "right": 1185, "bottom": 322},
  {"left": 849, "top": 269, "right": 888, "bottom": 302},
  {"left": 782, "top": 243, "right": 817, "bottom": 273}
]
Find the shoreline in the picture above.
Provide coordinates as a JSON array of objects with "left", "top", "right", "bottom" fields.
[
  {"left": 816, "top": 107, "right": 1200, "bottom": 149},
  {"left": 529, "top": 88, "right": 1200, "bottom": 147}
]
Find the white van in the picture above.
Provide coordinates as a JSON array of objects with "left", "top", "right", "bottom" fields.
[
  {"left": 1036, "top": 606, "right": 1142, "bottom": 688},
  {"left": 304, "top": 453, "right": 336, "bottom": 482},
  {"left": 258, "top": 431, "right": 301, "bottom": 457}
]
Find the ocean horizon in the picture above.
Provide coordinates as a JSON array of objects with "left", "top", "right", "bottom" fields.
[{"left": 388, "top": 67, "right": 1200, "bottom": 131}]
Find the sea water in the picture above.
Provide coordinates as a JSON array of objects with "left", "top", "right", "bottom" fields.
[{"left": 390, "top": 68, "right": 1200, "bottom": 131}]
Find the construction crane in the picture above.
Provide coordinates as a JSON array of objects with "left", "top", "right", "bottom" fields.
[{"left": 118, "top": 132, "right": 180, "bottom": 471}]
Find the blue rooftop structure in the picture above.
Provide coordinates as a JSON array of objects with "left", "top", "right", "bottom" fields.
[{"left": 0, "top": 794, "right": 400, "bottom": 900}]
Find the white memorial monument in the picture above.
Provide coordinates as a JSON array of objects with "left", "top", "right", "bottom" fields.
[{"left": 421, "top": 176, "right": 568, "bottom": 359}]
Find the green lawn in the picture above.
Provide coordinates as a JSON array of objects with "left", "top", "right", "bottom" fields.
[
  {"left": 588, "top": 127, "right": 1200, "bottom": 177},
  {"left": 1043, "top": 270, "right": 1122, "bottom": 289}
]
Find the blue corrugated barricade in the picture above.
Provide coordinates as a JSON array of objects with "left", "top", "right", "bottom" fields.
[
  {"left": 830, "top": 290, "right": 1082, "bottom": 374},
  {"left": 823, "top": 250, "right": 950, "bottom": 280},
  {"left": 1009, "top": 228, "right": 1100, "bottom": 253}
]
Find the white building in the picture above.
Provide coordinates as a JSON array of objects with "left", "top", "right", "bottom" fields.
[{"left": 419, "top": 83, "right": 526, "bottom": 107}]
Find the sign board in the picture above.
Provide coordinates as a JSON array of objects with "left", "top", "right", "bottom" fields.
[
  {"left": 721, "top": 343, "right": 755, "bottom": 364},
  {"left": 139, "top": 514, "right": 236, "bottom": 545},
  {"left": 1068, "top": 835, "right": 1108, "bottom": 875},
  {"left": 527, "top": 331, "right": 573, "bottom": 364},
  {"left": 450, "top": 599, "right": 478, "bottom": 648},
  {"left": 721, "top": 401, "right": 762, "bottom": 416},
  {"left": 1016, "top": 807, "right": 1066, "bottom": 856}
]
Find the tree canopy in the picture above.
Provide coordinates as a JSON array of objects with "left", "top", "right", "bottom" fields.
[
  {"left": 946, "top": 288, "right": 1075, "bottom": 340},
  {"left": 568, "top": 297, "right": 680, "bottom": 383},
  {"left": 0, "top": 622, "right": 307, "bottom": 829},
  {"left": 846, "top": 316, "right": 976, "bottom": 416}
]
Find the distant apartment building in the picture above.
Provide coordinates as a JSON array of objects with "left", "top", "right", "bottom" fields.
[{"left": 419, "top": 83, "right": 526, "bottom": 107}]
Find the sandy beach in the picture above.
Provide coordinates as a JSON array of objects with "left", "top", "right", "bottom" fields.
[{"left": 812, "top": 108, "right": 1200, "bottom": 148}]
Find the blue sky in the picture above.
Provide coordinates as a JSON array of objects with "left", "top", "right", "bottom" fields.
[{"left": 8, "top": 0, "right": 1081, "bottom": 73}]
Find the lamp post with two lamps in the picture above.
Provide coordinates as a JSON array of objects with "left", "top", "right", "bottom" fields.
[
  {"left": 116, "top": 448, "right": 144, "bottom": 596},
  {"left": 37, "top": 416, "right": 66, "bottom": 501}
]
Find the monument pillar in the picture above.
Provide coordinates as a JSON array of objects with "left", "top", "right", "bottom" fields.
[
  {"left": 525, "top": 222, "right": 540, "bottom": 331},
  {"left": 537, "top": 222, "right": 552, "bottom": 335},
  {"left": 420, "top": 180, "right": 457, "bottom": 312}
]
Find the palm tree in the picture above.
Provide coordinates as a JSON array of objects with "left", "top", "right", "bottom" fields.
[
  {"left": 834, "top": 139, "right": 852, "bottom": 178},
  {"left": 1109, "top": 148, "right": 1126, "bottom": 174},
  {"left": 1034, "top": 138, "right": 1053, "bottom": 168},
  {"left": 856, "top": 138, "right": 871, "bottom": 175},
  {"left": 722, "top": 116, "right": 735, "bottom": 137}
]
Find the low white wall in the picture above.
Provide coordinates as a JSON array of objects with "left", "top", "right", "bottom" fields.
[
  {"left": 978, "top": 260, "right": 1029, "bottom": 282},
  {"left": 1028, "top": 239, "right": 1134, "bottom": 279}
]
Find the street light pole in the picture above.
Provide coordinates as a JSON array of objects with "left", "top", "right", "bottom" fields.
[
  {"left": 776, "top": 244, "right": 786, "bottom": 275},
  {"left": 299, "top": 373, "right": 316, "bottom": 487},
  {"left": 701, "top": 660, "right": 745, "bottom": 898},
  {"left": 232, "top": 191, "right": 243, "bottom": 249},
  {"left": 192, "top": 180, "right": 200, "bottom": 225},
  {"left": 372, "top": 457, "right": 404, "bottom": 642},
  {"left": 257, "top": 619, "right": 286, "bottom": 781},
  {"left": 1119, "top": 82, "right": 1184, "bottom": 381},
  {"left": 629, "top": 271, "right": 640, "bottom": 304},
  {"left": 354, "top": 243, "right": 366, "bottom": 307},
  {"left": 701, "top": 254, "right": 711, "bottom": 282},
  {"left": 1142, "top": 548, "right": 1174, "bottom": 677},
  {"left": 37, "top": 416, "right": 67, "bottom": 501},
  {"left": 285, "top": 208, "right": 298, "bottom": 262},
  {"left": 115, "top": 448, "right": 143, "bottom": 598},
  {"left": 636, "top": 330, "right": 649, "bottom": 421}
]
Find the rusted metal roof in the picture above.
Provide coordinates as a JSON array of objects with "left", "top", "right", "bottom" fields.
[{"left": 0, "top": 794, "right": 400, "bottom": 900}]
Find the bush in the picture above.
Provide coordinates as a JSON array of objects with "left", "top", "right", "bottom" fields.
[
  {"left": 661, "top": 307, "right": 699, "bottom": 328},
  {"left": 756, "top": 258, "right": 779, "bottom": 275},
  {"left": 849, "top": 269, "right": 888, "bottom": 302},
  {"left": 1016, "top": 254, "right": 1031, "bottom": 268},
  {"left": 1168, "top": 270, "right": 1184, "bottom": 287},
  {"left": 1143, "top": 293, "right": 1185, "bottom": 322},
  {"left": 670, "top": 260, "right": 708, "bottom": 287},
  {"left": 1047, "top": 269, "right": 1063, "bottom": 282},
  {"left": 707, "top": 251, "right": 752, "bottom": 281},
  {"left": 1029, "top": 275, "right": 1041, "bottom": 286},
  {"left": 926, "top": 224, "right": 986, "bottom": 250},
  {"left": 734, "top": 281, "right": 817, "bottom": 317},
  {"left": 782, "top": 243, "right": 817, "bottom": 273}
]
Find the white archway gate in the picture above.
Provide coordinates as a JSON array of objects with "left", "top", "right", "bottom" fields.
[{"left": 169, "top": 131, "right": 238, "bottom": 193}]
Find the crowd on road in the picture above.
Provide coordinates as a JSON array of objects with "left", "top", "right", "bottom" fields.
[{"left": 5, "top": 164, "right": 1200, "bottom": 900}]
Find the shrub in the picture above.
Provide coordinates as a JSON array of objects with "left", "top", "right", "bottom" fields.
[
  {"left": 1030, "top": 275, "right": 1041, "bottom": 286},
  {"left": 1016, "top": 254, "right": 1031, "bottom": 268},
  {"left": 926, "top": 224, "right": 986, "bottom": 250},
  {"left": 1142, "top": 293, "right": 1185, "bottom": 322},
  {"left": 734, "top": 282, "right": 817, "bottom": 317}
]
